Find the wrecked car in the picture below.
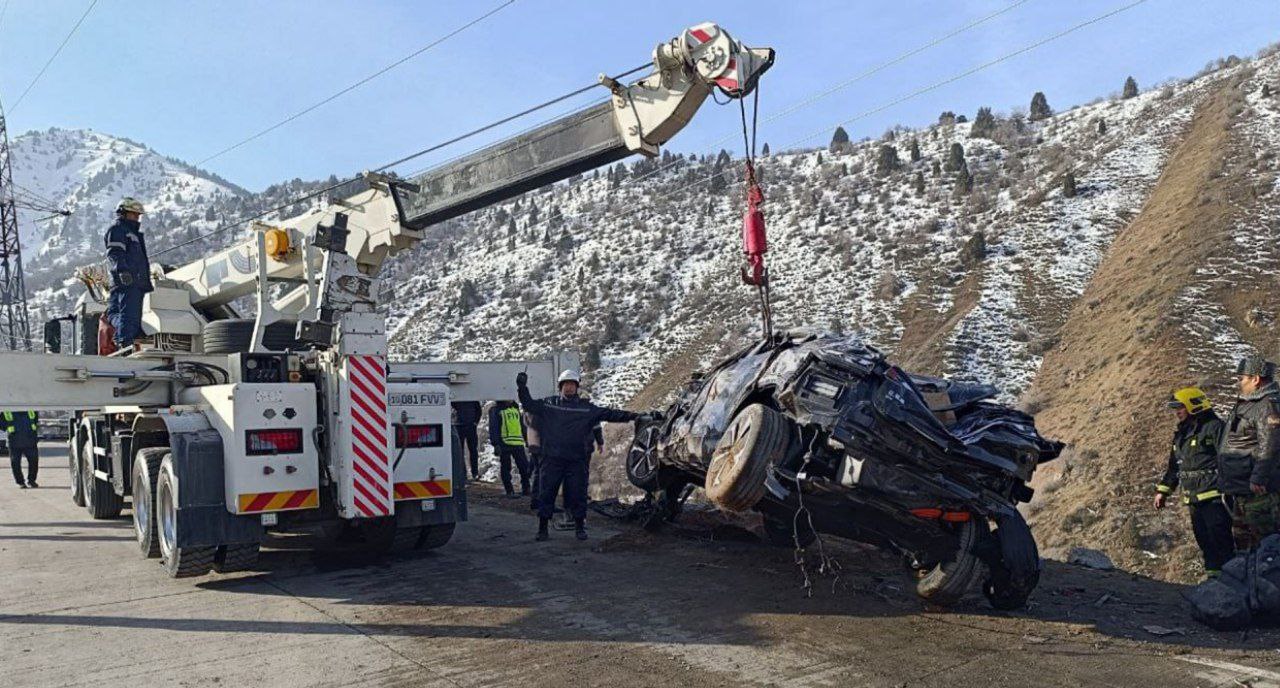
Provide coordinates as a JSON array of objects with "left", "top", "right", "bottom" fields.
[{"left": 626, "top": 332, "right": 1063, "bottom": 609}]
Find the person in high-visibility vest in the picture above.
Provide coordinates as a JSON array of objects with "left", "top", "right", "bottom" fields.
[
  {"left": 3, "top": 411, "right": 39, "bottom": 488},
  {"left": 488, "top": 400, "right": 531, "bottom": 498}
]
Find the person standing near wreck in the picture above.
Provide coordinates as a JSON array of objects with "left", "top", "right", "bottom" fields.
[
  {"left": 517, "top": 369, "right": 643, "bottom": 542},
  {"left": 1218, "top": 355, "right": 1280, "bottom": 552},
  {"left": 1154, "top": 387, "right": 1233, "bottom": 576}
]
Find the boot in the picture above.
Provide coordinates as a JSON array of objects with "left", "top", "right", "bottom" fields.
[
  {"left": 575, "top": 518, "right": 588, "bottom": 541},
  {"left": 535, "top": 518, "right": 550, "bottom": 541}
]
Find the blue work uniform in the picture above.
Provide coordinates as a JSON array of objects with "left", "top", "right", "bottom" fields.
[
  {"left": 103, "top": 218, "right": 153, "bottom": 347},
  {"left": 517, "top": 382, "right": 636, "bottom": 521}
]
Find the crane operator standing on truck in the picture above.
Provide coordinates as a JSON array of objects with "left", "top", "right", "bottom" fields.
[
  {"left": 103, "top": 198, "right": 153, "bottom": 353},
  {"left": 517, "top": 370, "right": 645, "bottom": 542}
]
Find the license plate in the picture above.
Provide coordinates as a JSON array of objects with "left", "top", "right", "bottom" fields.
[{"left": 421, "top": 499, "right": 436, "bottom": 512}]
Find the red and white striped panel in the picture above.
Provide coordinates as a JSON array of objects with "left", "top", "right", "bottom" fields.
[{"left": 346, "top": 354, "right": 392, "bottom": 517}]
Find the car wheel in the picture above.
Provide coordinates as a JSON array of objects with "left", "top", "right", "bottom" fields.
[
  {"left": 705, "top": 404, "right": 790, "bottom": 512},
  {"left": 626, "top": 422, "right": 664, "bottom": 490},
  {"left": 983, "top": 511, "right": 1040, "bottom": 610},
  {"left": 761, "top": 511, "right": 816, "bottom": 549},
  {"left": 915, "top": 518, "right": 985, "bottom": 607}
]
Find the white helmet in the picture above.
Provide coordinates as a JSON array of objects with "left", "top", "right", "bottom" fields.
[{"left": 558, "top": 369, "right": 581, "bottom": 385}]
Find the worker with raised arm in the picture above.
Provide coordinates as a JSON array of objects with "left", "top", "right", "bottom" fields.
[
  {"left": 1154, "top": 387, "right": 1232, "bottom": 577},
  {"left": 4, "top": 411, "right": 39, "bottom": 489},
  {"left": 103, "top": 198, "right": 153, "bottom": 352},
  {"left": 1218, "top": 355, "right": 1280, "bottom": 552},
  {"left": 488, "top": 400, "right": 531, "bottom": 498},
  {"left": 517, "top": 369, "right": 644, "bottom": 541}
]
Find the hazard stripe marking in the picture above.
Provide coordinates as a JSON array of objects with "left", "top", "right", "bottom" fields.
[
  {"left": 393, "top": 480, "right": 452, "bottom": 500},
  {"left": 237, "top": 489, "right": 318, "bottom": 513},
  {"left": 346, "top": 354, "right": 391, "bottom": 517}
]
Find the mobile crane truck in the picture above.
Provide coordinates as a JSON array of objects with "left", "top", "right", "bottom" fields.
[{"left": 0, "top": 23, "right": 774, "bottom": 577}]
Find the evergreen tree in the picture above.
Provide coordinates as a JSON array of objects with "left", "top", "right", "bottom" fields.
[
  {"left": 1096, "top": 118, "right": 1107, "bottom": 135},
  {"left": 829, "top": 126, "right": 851, "bottom": 153},
  {"left": 909, "top": 138, "right": 921, "bottom": 162},
  {"left": 527, "top": 203, "right": 539, "bottom": 226},
  {"left": 1262, "top": 83, "right": 1272, "bottom": 98},
  {"left": 761, "top": 142, "right": 771, "bottom": 156},
  {"left": 938, "top": 111, "right": 957, "bottom": 126},
  {"left": 956, "top": 114, "right": 968, "bottom": 123},
  {"left": 1029, "top": 92, "right": 1052, "bottom": 121},
  {"left": 952, "top": 162, "right": 972, "bottom": 199},
  {"left": 931, "top": 159, "right": 942, "bottom": 177},
  {"left": 1063, "top": 171, "right": 1077, "bottom": 198},
  {"left": 583, "top": 343, "right": 602, "bottom": 371},
  {"left": 914, "top": 171, "right": 925, "bottom": 195},
  {"left": 875, "top": 144, "right": 899, "bottom": 176},
  {"left": 970, "top": 107, "right": 997, "bottom": 138},
  {"left": 816, "top": 152, "right": 824, "bottom": 165},
  {"left": 507, "top": 234, "right": 516, "bottom": 250},
  {"left": 507, "top": 215, "right": 517, "bottom": 236},
  {"left": 1122, "top": 76, "right": 1138, "bottom": 99},
  {"left": 945, "top": 142, "right": 966, "bottom": 172}
]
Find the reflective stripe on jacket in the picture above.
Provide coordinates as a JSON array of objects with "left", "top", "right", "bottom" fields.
[{"left": 1157, "top": 409, "right": 1225, "bottom": 504}]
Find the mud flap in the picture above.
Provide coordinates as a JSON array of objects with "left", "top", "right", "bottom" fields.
[{"left": 170, "top": 430, "right": 263, "bottom": 549}]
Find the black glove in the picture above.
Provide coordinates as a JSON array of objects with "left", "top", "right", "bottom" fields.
[
  {"left": 117, "top": 272, "right": 133, "bottom": 286},
  {"left": 516, "top": 371, "right": 528, "bottom": 387}
]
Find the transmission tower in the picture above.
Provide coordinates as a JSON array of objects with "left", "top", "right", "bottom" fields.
[{"left": 0, "top": 102, "right": 30, "bottom": 351}]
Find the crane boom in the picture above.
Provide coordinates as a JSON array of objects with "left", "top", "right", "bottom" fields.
[{"left": 166, "top": 22, "right": 772, "bottom": 316}]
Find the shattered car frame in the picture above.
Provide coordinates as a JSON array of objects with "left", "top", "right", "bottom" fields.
[{"left": 627, "top": 332, "right": 1063, "bottom": 608}]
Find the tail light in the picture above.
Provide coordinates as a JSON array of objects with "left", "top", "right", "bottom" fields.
[
  {"left": 396, "top": 424, "right": 443, "bottom": 449},
  {"left": 909, "top": 507, "right": 971, "bottom": 522},
  {"left": 246, "top": 428, "right": 304, "bottom": 455}
]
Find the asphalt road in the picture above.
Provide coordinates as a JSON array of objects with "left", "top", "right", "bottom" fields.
[{"left": 2, "top": 444, "right": 1280, "bottom": 687}]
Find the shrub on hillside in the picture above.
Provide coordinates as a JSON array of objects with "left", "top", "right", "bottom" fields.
[
  {"left": 970, "top": 107, "right": 997, "bottom": 138},
  {"left": 1029, "top": 91, "right": 1052, "bottom": 121},
  {"left": 1122, "top": 76, "right": 1138, "bottom": 99}
]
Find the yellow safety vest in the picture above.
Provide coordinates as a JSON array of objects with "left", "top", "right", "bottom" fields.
[
  {"left": 499, "top": 407, "right": 525, "bottom": 446},
  {"left": 2, "top": 411, "right": 35, "bottom": 433}
]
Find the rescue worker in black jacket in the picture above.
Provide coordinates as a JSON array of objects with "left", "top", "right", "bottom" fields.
[
  {"left": 451, "top": 401, "right": 483, "bottom": 480},
  {"left": 1219, "top": 355, "right": 1280, "bottom": 551},
  {"left": 103, "top": 197, "right": 153, "bottom": 352},
  {"left": 517, "top": 369, "right": 644, "bottom": 541},
  {"left": 1155, "top": 387, "right": 1233, "bottom": 576},
  {"left": 4, "top": 411, "right": 39, "bottom": 488}
]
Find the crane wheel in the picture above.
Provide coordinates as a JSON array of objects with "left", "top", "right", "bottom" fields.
[
  {"left": 155, "top": 455, "right": 215, "bottom": 578},
  {"left": 131, "top": 448, "right": 168, "bottom": 558},
  {"left": 82, "top": 442, "right": 123, "bottom": 519},
  {"left": 213, "top": 543, "right": 260, "bottom": 573}
]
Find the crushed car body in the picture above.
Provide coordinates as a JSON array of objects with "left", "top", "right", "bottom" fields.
[{"left": 627, "top": 331, "right": 1063, "bottom": 608}]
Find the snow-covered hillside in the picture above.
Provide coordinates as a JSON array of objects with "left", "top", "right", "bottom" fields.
[{"left": 384, "top": 54, "right": 1263, "bottom": 407}]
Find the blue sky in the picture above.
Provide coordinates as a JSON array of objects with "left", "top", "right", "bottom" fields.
[{"left": 1, "top": 0, "right": 1276, "bottom": 191}]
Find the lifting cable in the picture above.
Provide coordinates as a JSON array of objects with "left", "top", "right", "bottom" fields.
[{"left": 736, "top": 87, "right": 773, "bottom": 342}]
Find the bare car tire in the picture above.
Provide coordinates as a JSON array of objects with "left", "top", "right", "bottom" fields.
[
  {"left": 131, "top": 448, "right": 168, "bottom": 558},
  {"left": 916, "top": 518, "right": 985, "bottom": 607},
  {"left": 983, "top": 511, "right": 1040, "bottom": 610},
  {"left": 705, "top": 404, "right": 790, "bottom": 512}
]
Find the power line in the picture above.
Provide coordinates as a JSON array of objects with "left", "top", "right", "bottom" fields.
[
  {"left": 196, "top": 0, "right": 519, "bottom": 167},
  {"left": 9, "top": 0, "right": 99, "bottom": 114}
]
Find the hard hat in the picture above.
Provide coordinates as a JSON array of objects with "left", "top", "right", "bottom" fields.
[
  {"left": 116, "top": 197, "right": 145, "bottom": 215},
  {"left": 1166, "top": 387, "right": 1211, "bottom": 414},
  {"left": 1236, "top": 354, "right": 1275, "bottom": 378},
  {"left": 558, "top": 370, "right": 580, "bottom": 385}
]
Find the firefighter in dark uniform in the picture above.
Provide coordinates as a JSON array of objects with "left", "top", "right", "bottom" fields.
[
  {"left": 451, "top": 401, "right": 483, "bottom": 480},
  {"left": 1219, "top": 355, "right": 1280, "bottom": 551},
  {"left": 4, "top": 411, "right": 39, "bottom": 488},
  {"left": 488, "top": 400, "right": 531, "bottom": 497},
  {"left": 517, "top": 369, "right": 643, "bottom": 541},
  {"left": 1154, "top": 387, "right": 1233, "bottom": 576},
  {"left": 104, "top": 197, "right": 153, "bottom": 352}
]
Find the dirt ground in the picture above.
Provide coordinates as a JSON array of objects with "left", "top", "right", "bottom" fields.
[{"left": 2, "top": 444, "right": 1279, "bottom": 688}]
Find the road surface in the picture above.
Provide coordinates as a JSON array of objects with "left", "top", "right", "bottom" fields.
[{"left": 2, "top": 444, "right": 1279, "bottom": 687}]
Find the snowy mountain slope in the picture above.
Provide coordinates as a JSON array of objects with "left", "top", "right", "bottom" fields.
[{"left": 384, "top": 54, "right": 1256, "bottom": 410}]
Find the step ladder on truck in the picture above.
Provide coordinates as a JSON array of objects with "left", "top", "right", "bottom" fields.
[{"left": 0, "top": 22, "right": 774, "bottom": 577}]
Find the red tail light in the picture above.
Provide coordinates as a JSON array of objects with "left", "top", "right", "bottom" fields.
[
  {"left": 909, "top": 508, "right": 972, "bottom": 522},
  {"left": 396, "top": 424, "right": 443, "bottom": 449},
  {"left": 910, "top": 508, "right": 943, "bottom": 519},
  {"left": 246, "top": 428, "right": 304, "bottom": 455}
]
